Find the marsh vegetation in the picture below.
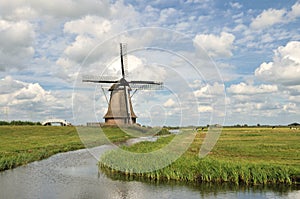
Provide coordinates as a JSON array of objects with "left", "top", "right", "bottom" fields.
[{"left": 100, "top": 127, "right": 300, "bottom": 185}]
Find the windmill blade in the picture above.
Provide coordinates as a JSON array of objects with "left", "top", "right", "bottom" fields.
[
  {"left": 82, "top": 75, "right": 119, "bottom": 84},
  {"left": 130, "top": 83, "right": 164, "bottom": 90},
  {"left": 129, "top": 80, "right": 163, "bottom": 90},
  {"left": 82, "top": 79, "right": 118, "bottom": 84},
  {"left": 121, "top": 43, "right": 128, "bottom": 77},
  {"left": 82, "top": 75, "right": 119, "bottom": 82},
  {"left": 129, "top": 80, "right": 163, "bottom": 85},
  {"left": 120, "top": 43, "right": 126, "bottom": 78}
]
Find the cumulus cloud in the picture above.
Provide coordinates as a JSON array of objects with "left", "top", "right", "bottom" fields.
[
  {"left": 0, "top": 77, "right": 48, "bottom": 106},
  {"left": 60, "top": 15, "right": 120, "bottom": 66},
  {"left": 250, "top": 2, "right": 300, "bottom": 30},
  {"left": 226, "top": 84, "right": 299, "bottom": 125},
  {"left": 227, "top": 82, "right": 278, "bottom": 95},
  {"left": 283, "top": 102, "right": 297, "bottom": 113},
  {"left": 255, "top": 41, "right": 300, "bottom": 86},
  {"left": 229, "top": 2, "right": 242, "bottom": 9},
  {"left": 0, "top": 76, "right": 70, "bottom": 121},
  {"left": 198, "top": 105, "right": 213, "bottom": 113},
  {"left": 0, "top": 20, "right": 35, "bottom": 70},
  {"left": 163, "top": 98, "right": 175, "bottom": 107},
  {"left": 193, "top": 82, "right": 225, "bottom": 98},
  {"left": 191, "top": 81, "right": 225, "bottom": 120},
  {"left": 288, "top": 2, "right": 300, "bottom": 20},
  {"left": 64, "top": 15, "right": 112, "bottom": 36},
  {"left": 0, "top": 0, "right": 298, "bottom": 125},
  {"left": 0, "top": 76, "right": 25, "bottom": 94},
  {"left": 0, "top": 0, "right": 110, "bottom": 20},
  {"left": 60, "top": 35, "right": 97, "bottom": 63},
  {"left": 5, "top": 6, "right": 38, "bottom": 21},
  {"left": 250, "top": 8, "right": 285, "bottom": 30},
  {"left": 193, "top": 32, "right": 235, "bottom": 58},
  {"left": 57, "top": 1, "right": 142, "bottom": 80},
  {"left": 158, "top": 8, "right": 178, "bottom": 24}
]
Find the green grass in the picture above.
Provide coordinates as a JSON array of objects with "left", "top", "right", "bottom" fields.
[
  {"left": 0, "top": 126, "right": 130, "bottom": 171},
  {"left": 99, "top": 127, "right": 300, "bottom": 185},
  {"left": 211, "top": 127, "right": 300, "bottom": 167},
  {"left": 1, "top": 125, "right": 299, "bottom": 185}
]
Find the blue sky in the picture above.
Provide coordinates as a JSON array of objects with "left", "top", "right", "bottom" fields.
[{"left": 0, "top": 0, "right": 299, "bottom": 126}]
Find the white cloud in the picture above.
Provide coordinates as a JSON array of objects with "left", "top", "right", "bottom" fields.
[
  {"left": 158, "top": 8, "right": 178, "bottom": 24},
  {"left": 175, "top": 22, "right": 190, "bottom": 31},
  {"left": 13, "top": 83, "right": 49, "bottom": 103},
  {"left": 288, "top": 2, "right": 300, "bottom": 20},
  {"left": 250, "top": 2, "right": 300, "bottom": 30},
  {"left": 193, "top": 32, "right": 235, "bottom": 58},
  {"left": 64, "top": 15, "right": 112, "bottom": 36},
  {"left": 255, "top": 41, "right": 300, "bottom": 86},
  {"left": 227, "top": 82, "right": 278, "bottom": 95},
  {"left": 283, "top": 102, "right": 297, "bottom": 113},
  {"left": 0, "top": 76, "right": 25, "bottom": 94},
  {"left": 0, "top": 0, "right": 298, "bottom": 126},
  {"left": 57, "top": 2, "right": 143, "bottom": 80},
  {"left": 0, "top": 20, "right": 35, "bottom": 70},
  {"left": 61, "top": 35, "right": 97, "bottom": 63},
  {"left": 198, "top": 105, "right": 213, "bottom": 113},
  {"left": 163, "top": 98, "right": 175, "bottom": 107},
  {"left": 0, "top": 0, "right": 110, "bottom": 19},
  {"left": 232, "top": 24, "right": 247, "bottom": 32},
  {"left": 6, "top": 6, "right": 38, "bottom": 20},
  {"left": 193, "top": 82, "right": 225, "bottom": 98},
  {"left": 230, "top": 2, "right": 242, "bottom": 9},
  {"left": 250, "top": 8, "right": 285, "bottom": 30},
  {"left": 0, "top": 76, "right": 71, "bottom": 121}
]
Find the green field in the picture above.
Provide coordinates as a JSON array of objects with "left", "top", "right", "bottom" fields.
[
  {"left": 99, "top": 127, "right": 300, "bottom": 185},
  {"left": 210, "top": 127, "right": 300, "bottom": 167},
  {"left": 0, "top": 126, "right": 130, "bottom": 171},
  {"left": 1, "top": 126, "right": 299, "bottom": 185}
]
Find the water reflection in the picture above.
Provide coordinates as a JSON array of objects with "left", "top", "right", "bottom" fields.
[
  {"left": 0, "top": 145, "right": 299, "bottom": 199},
  {"left": 124, "top": 136, "right": 157, "bottom": 146},
  {"left": 103, "top": 170, "right": 300, "bottom": 199}
]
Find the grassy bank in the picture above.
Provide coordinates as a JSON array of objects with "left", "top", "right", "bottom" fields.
[
  {"left": 0, "top": 126, "right": 130, "bottom": 171},
  {"left": 99, "top": 127, "right": 300, "bottom": 185}
]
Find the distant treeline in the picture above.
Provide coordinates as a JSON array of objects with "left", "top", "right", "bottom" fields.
[{"left": 0, "top": 120, "right": 42, "bottom": 126}]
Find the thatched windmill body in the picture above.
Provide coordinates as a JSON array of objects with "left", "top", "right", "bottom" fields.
[{"left": 83, "top": 43, "right": 163, "bottom": 125}]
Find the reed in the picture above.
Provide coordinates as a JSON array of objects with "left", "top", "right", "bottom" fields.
[{"left": 99, "top": 127, "right": 300, "bottom": 185}]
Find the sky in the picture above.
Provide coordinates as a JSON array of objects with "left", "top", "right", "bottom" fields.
[{"left": 0, "top": 0, "right": 299, "bottom": 126}]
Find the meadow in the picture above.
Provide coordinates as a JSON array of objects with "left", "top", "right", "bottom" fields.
[
  {"left": 0, "top": 126, "right": 130, "bottom": 171},
  {"left": 99, "top": 127, "right": 300, "bottom": 185},
  {"left": 1, "top": 125, "right": 299, "bottom": 185}
]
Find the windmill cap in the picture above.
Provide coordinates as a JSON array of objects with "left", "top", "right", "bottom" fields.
[{"left": 108, "top": 83, "right": 132, "bottom": 91}]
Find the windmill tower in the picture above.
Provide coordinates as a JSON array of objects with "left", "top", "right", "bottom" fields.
[{"left": 83, "top": 43, "right": 163, "bottom": 125}]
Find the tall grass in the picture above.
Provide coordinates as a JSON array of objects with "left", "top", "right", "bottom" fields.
[
  {"left": 0, "top": 126, "right": 130, "bottom": 171},
  {"left": 99, "top": 127, "right": 300, "bottom": 185}
]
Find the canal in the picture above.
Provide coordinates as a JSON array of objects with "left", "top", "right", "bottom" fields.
[{"left": 0, "top": 145, "right": 299, "bottom": 199}]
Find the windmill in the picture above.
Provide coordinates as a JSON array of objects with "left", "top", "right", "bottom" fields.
[{"left": 82, "top": 43, "right": 163, "bottom": 125}]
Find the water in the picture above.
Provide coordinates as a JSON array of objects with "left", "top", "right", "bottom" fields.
[
  {"left": 0, "top": 145, "right": 299, "bottom": 199},
  {"left": 124, "top": 136, "right": 157, "bottom": 145},
  {"left": 169, "top": 129, "right": 180, "bottom": 134}
]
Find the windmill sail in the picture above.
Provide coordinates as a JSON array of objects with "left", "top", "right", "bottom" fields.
[
  {"left": 120, "top": 43, "right": 131, "bottom": 124},
  {"left": 82, "top": 75, "right": 119, "bottom": 84},
  {"left": 82, "top": 43, "right": 163, "bottom": 125},
  {"left": 121, "top": 43, "right": 128, "bottom": 77}
]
